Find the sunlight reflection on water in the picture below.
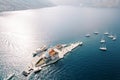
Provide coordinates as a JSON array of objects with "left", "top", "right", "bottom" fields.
[{"left": 0, "top": 6, "right": 120, "bottom": 79}]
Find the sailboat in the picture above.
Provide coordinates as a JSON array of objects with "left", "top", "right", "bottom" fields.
[
  {"left": 100, "top": 36, "right": 106, "bottom": 43},
  {"left": 85, "top": 33, "right": 90, "bottom": 37},
  {"left": 104, "top": 32, "right": 109, "bottom": 35},
  {"left": 94, "top": 31, "right": 99, "bottom": 35},
  {"left": 108, "top": 33, "right": 114, "bottom": 39},
  {"left": 112, "top": 34, "right": 117, "bottom": 41},
  {"left": 99, "top": 44, "right": 107, "bottom": 51}
]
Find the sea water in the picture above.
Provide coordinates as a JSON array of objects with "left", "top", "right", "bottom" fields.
[{"left": 0, "top": 6, "right": 120, "bottom": 80}]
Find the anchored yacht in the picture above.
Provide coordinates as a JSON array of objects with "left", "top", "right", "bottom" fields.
[
  {"left": 32, "top": 45, "right": 47, "bottom": 57},
  {"left": 108, "top": 33, "right": 114, "bottom": 39},
  {"left": 85, "top": 34, "right": 90, "bottom": 37},
  {"left": 100, "top": 36, "right": 106, "bottom": 43},
  {"left": 104, "top": 32, "right": 109, "bottom": 35},
  {"left": 94, "top": 31, "right": 99, "bottom": 35},
  {"left": 112, "top": 34, "right": 117, "bottom": 41},
  {"left": 99, "top": 44, "right": 107, "bottom": 51}
]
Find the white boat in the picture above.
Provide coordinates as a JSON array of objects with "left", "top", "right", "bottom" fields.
[
  {"left": 6, "top": 73, "right": 15, "bottom": 80},
  {"left": 108, "top": 34, "right": 114, "bottom": 39},
  {"left": 33, "top": 45, "right": 47, "bottom": 57},
  {"left": 100, "top": 36, "right": 105, "bottom": 43},
  {"left": 99, "top": 44, "right": 107, "bottom": 51},
  {"left": 99, "top": 47, "right": 107, "bottom": 51},
  {"left": 112, "top": 37, "right": 116, "bottom": 41},
  {"left": 34, "top": 67, "right": 42, "bottom": 73},
  {"left": 94, "top": 31, "right": 99, "bottom": 35},
  {"left": 100, "top": 39, "right": 105, "bottom": 43},
  {"left": 85, "top": 34, "right": 90, "bottom": 37},
  {"left": 104, "top": 32, "right": 109, "bottom": 35},
  {"left": 112, "top": 34, "right": 117, "bottom": 41}
]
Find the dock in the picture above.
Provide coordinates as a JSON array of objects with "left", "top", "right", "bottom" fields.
[{"left": 22, "top": 41, "right": 83, "bottom": 77}]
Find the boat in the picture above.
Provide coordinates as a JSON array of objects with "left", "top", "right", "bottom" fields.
[
  {"left": 36, "top": 45, "right": 47, "bottom": 53},
  {"left": 85, "top": 34, "right": 90, "bottom": 37},
  {"left": 104, "top": 32, "right": 109, "bottom": 35},
  {"left": 100, "top": 39, "right": 105, "bottom": 43},
  {"left": 107, "top": 31, "right": 114, "bottom": 38},
  {"left": 108, "top": 34, "right": 114, "bottom": 39},
  {"left": 112, "top": 34, "right": 117, "bottom": 41},
  {"left": 99, "top": 44, "right": 107, "bottom": 51},
  {"left": 100, "top": 36, "right": 105, "bottom": 43},
  {"left": 22, "top": 42, "right": 83, "bottom": 77},
  {"left": 34, "top": 67, "right": 42, "bottom": 73},
  {"left": 32, "top": 45, "right": 47, "bottom": 57},
  {"left": 94, "top": 31, "right": 99, "bottom": 35},
  {"left": 6, "top": 73, "right": 15, "bottom": 80}
]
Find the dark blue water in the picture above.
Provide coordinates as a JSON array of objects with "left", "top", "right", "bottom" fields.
[
  {"left": 29, "top": 31, "right": 120, "bottom": 80},
  {"left": 0, "top": 6, "right": 120, "bottom": 80}
]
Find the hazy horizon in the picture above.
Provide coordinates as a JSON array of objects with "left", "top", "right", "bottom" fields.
[{"left": 0, "top": 0, "right": 120, "bottom": 12}]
